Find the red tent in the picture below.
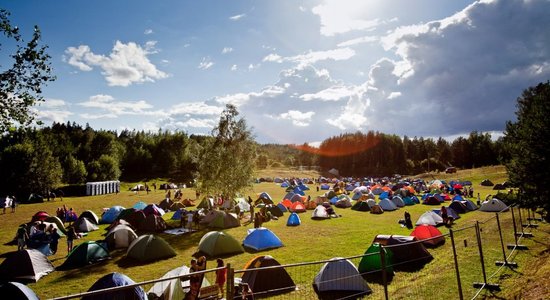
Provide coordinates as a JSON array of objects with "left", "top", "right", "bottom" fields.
[
  {"left": 289, "top": 201, "right": 306, "bottom": 213},
  {"left": 410, "top": 225, "right": 445, "bottom": 247},
  {"left": 31, "top": 211, "right": 50, "bottom": 222}
]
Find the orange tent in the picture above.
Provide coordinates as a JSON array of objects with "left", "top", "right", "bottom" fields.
[{"left": 289, "top": 202, "right": 306, "bottom": 213}]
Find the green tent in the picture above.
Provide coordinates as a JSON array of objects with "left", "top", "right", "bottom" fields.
[
  {"left": 208, "top": 212, "right": 240, "bottom": 229},
  {"left": 197, "top": 231, "right": 244, "bottom": 257},
  {"left": 358, "top": 243, "right": 394, "bottom": 275},
  {"left": 126, "top": 234, "right": 176, "bottom": 262},
  {"left": 58, "top": 241, "right": 110, "bottom": 270}
]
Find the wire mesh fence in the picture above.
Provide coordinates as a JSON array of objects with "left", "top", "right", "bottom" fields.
[{"left": 49, "top": 205, "right": 542, "bottom": 300}]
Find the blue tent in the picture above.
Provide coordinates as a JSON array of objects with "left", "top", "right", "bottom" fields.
[
  {"left": 411, "top": 195, "right": 420, "bottom": 204},
  {"left": 132, "top": 201, "right": 147, "bottom": 210},
  {"left": 280, "top": 181, "right": 289, "bottom": 187},
  {"left": 171, "top": 208, "right": 185, "bottom": 220},
  {"left": 0, "top": 282, "right": 39, "bottom": 300},
  {"left": 403, "top": 197, "right": 415, "bottom": 206},
  {"left": 329, "top": 197, "right": 339, "bottom": 205},
  {"left": 352, "top": 192, "right": 362, "bottom": 200},
  {"left": 243, "top": 227, "right": 283, "bottom": 251},
  {"left": 320, "top": 184, "right": 330, "bottom": 190},
  {"left": 101, "top": 206, "right": 125, "bottom": 224},
  {"left": 258, "top": 192, "right": 272, "bottom": 201},
  {"left": 283, "top": 192, "right": 295, "bottom": 200},
  {"left": 293, "top": 186, "right": 305, "bottom": 196},
  {"left": 277, "top": 203, "right": 288, "bottom": 213},
  {"left": 452, "top": 195, "right": 464, "bottom": 201},
  {"left": 286, "top": 212, "right": 301, "bottom": 226},
  {"left": 83, "top": 272, "right": 147, "bottom": 300},
  {"left": 379, "top": 191, "right": 390, "bottom": 199},
  {"left": 298, "top": 183, "right": 310, "bottom": 191}
]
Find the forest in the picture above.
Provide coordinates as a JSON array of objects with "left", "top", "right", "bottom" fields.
[{"left": 0, "top": 121, "right": 505, "bottom": 199}]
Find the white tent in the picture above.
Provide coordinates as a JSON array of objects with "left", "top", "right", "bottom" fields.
[
  {"left": 75, "top": 217, "right": 99, "bottom": 232},
  {"left": 416, "top": 211, "right": 444, "bottom": 226},
  {"left": 479, "top": 198, "right": 509, "bottom": 212},
  {"left": 312, "top": 205, "right": 330, "bottom": 219},
  {"left": 105, "top": 225, "right": 138, "bottom": 249}
]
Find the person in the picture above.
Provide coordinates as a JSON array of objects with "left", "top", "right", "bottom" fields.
[
  {"left": 186, "top": 211, "right": 194, "bottom": 230},
  {"left": 215, "top": 258, "right": 226, "bottom": 298},
  {"left": 66, "top": 227, "right": 77, "bottom": 254},
  {"left": 152, "top": 182, "right": 157, "bottom": 192},
  {"left": 441, "top": 206, "right": 449, "bottom": 226},
  {"left": 16, "top": 224, "right": 29, "bottom": 251},
  {"left": 10, "top": 196, "right": 16, "bottom": 212},
  {"left": 144, "top": 182, "right": 149, "bottom": 194},
  {"left": 3, "top": 196, "right": 10, "bottom": 214},
  {"left": 238, "top": 282, "right": 254, "bottom": 300},
  {"left": 404, "top": 211, "right": 413, "bottom": 229},
  {"left": 49, "top": 228, "right": 61, "bottom": 254},
  {"left": 187, "top": 258, "right": 201, "bottom": 300},
  {"left": 248, "top": 196, "right": 254, "bottom": 223},
  {"left": 477, "top": 193, "right": 481, "bottom": 206},
  {"left": 235, "top": 205, "right": 241, "bottom": 220}
]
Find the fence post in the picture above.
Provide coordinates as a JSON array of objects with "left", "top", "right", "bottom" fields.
[
  {"left": 494, "top": 213, "right": 518, "bottom": 268},
  {"left": 226, "top": 263, "right": 234, "bottom": 300},
  {"left": 380, "top": 245, "right": 389, "bottom": 300},
  {"left": 508, "top": 207, "right": 529, "bottom": 250},
  {"left": 473, "top": 221, "right": 500, "bottom": 291},
  {"left": 449, "top": 229, "right": 464, "bottom": 300}
]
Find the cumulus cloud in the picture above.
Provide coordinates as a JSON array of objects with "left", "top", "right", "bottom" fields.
[
  {"left": 312, "top": 0, "right": 381, "bottom": 36},
  {"left": 34, "top": 98, "right": 73, "bottom": 124},
  {"left": 144, "top": 29, "right": 153, "bottom": 35},
  {"left": 65, "top": 41, "right": 168, "bottom": 86},
  {"left": 270, "top": 110, "right": 315, "bottom": 127},
  {"left": 231, "top": 64, "right": 238, "bottom": 71},
  {"left": 198, "top": 57, "right": 214, "bottom": 70},
  {"left": 337, "top": 36, "right": 378, "bottom": 47}
]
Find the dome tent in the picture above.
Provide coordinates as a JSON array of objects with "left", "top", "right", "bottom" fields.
[
  {"left": 286, "top": 212, "right": 301, "bottom": 226},
  {"left": 0, "top": 249, "right": 55, "bottom": 283},
  {"left": 58, "top": 241, "right": 110, "bottom": 270},
  {"left": 101, "top": 206, "right": 125, "bottom": 224},
  {"left": 82, "top": 272, "right": 147, "bottom": 300},
  {"left": 313, "top": 257, "right": 371, "bottom": 299},
  {"left": 197, "top": 231, "right": 244, "bottom": 257},
  {"left": 410, "top": 225, "right": 445, "bottom": 247},
  {"left": 358, "top": 243, "right": 394, "bottom": 276},
  {"left": 105, "top": 225, "right": 138, "bottom": 250},
  {"left": 479, "top": 198, "right": 509, "bottom": 212},
  {"left": 241, "top": 255, "right": 296, "bottom": 296},
  {"left": 126, "top": 234, "right": 176, "bottom": 262},
  {"left": 0, "top": 282, "right": 39, "bottom": 300},
  {"left": 243, "top": 227, "right": 283, "bottom": 251}
]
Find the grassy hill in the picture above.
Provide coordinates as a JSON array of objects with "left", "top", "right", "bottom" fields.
[{"left": 0, "top": 165, "right": 547, "bottom": 299}]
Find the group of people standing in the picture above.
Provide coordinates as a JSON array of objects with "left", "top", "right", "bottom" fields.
[{"left": 3, "top": 196, "right": 16, "bottom": 213}]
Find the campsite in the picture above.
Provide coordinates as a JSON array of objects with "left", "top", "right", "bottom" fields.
[{"left": 0, "top": 166, "right": 548, "bottom": 299}]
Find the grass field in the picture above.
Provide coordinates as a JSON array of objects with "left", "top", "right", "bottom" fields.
[{"left": 0, "top": 165, "right": 548, "bottom": 299}]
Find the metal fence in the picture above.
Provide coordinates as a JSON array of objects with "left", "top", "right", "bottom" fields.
[{"left": 50, "top": 206, "right": 542, "bottom": 300}]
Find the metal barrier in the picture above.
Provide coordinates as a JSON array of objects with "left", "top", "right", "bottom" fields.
[{"left": 48, "top": 205, "right": 543, "bottom": 300}]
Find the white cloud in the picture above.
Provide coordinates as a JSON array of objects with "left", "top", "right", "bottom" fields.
[
  {"left": 300, "top": 85, "right": 358, "bottom": 102},
  {"left": 248, "top": 63, "right": 260, "bottom": 71},
  {"left": 78, "top": 94, "right": 161, "bottom": 119},
  {"left": 263, "top": 48, "right": 356, "bottom": 67},
  {"left": 65, "top": 41, "right": 168, "bottom": 87},
  {"left": 337, "top": 36, "right": 378, "bottom": 47},
  {"left": 144, "top": 29, "right": 153, "bottom": 35},
  {"left": 231, "top": 64, "right": 238, "bottom": 71},
  {"left": 33, "top": 98, "right": 73, "bottom": 124},
  {"left": 221, "top": 47, "right": 233, "bottom": 54},
  {"left": 198, "top": 57, "right": 214, "bottom": 70},
  {"left": 39, "top": 98, "right": 67, "bottom": 108},
  {"left": 229, "top": 13, "right": 246, "bottom": 21},
  {"left": 272, "top": 110, "right": 315, "bottom": 127},
  {"left": 312, "top": 0, "right": 382, "bottom": 36}
]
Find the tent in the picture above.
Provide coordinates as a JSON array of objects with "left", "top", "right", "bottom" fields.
[
  {"left": 479, "top": 199, "right": 509, "bottom": 212},
  {"left": 43, "top": 216, "right": 67, "bottom": 234},
  {"left": 125, "top": 210, "right": 147, "bottom": 229},
  {"left": 131, "top": 184, "right": 146, "bottom": 191},
  {"left": 138, "top": 214, "right": 168, "bottom": 232},
  {"left": 197, "top": 197, "right": 214, "bottom": 209},
  {"left": 75, "top": 217, "right": 99, "bottom": 232},
  {"left": 320, "top": 183, "right": 330, "bottom": 190},
  {"left": 370, "top": 205, "right": 384, "bottom": 214},
  {"left": 311, "top": 205, "right": 330, "bottom": 220},
  {"left": 286, "top": 212, "right": 301, "bottom": 226},
  {"left": 0, "top": 282, "right": 39, "bottom": 300},
  {"left": 403, "top": 196, "right": 415, "bottom": 206},
  {"left": 289, "top": 201, "right": 306, "bottom": 213},
  {"left": 170, "top": 202, "right": 186, "bottom": 211},
  {"left": 351, "top": 201, "right": 370, "bottom": 212},
  {"left": 105, "top": 225, "right": 138, "bottom": 250},
  {"left": 423, "top": 196, "right": 441, "bottom": 205},
  {"left": 391, "top": 196, "right": 405, "bottom": 207},
  {"left": 197, "top": 231, "right": 244, "bottom": 257},
  {"left": 415, "top": 211, "right": 444, "bottom": 226},
  {"left": 462, "top": 199, "right": 479, "bottom": 211},
  {"left": 127, "top": 234, "right": 176, "bottom": 262},
  {"left": 277, "top": 203, "right": 288, "bottom": 213},
  {"left": 410, "top": 225, "right": 445, "bottom": 247},
  {"left": 235, "top": 197, "right": 251, "bottom": 212},
  {"left": 82, "top": 272, "right": 147, "bottom": 300},
  {"left": 133, "top": 201, "right": 147, "bottom": 210},
  {"left": 171, "top": 208, "right": 185, "bottom": 220},
  {"left": 267, "top": 204, "right": 284, "bottom": 217},
  {"left": 0, "top": 249, "right": 55, "bottom": 283},
  {"left": 31, "top": 211, "right": 49, "bottom": 223},
  {"left": 116, "top": 208, "right": 137, "bottom": 222},
  {"left": 147, "top": 266, "right": 210, "bottom": 300},
  {"left": 79, "top": 210, "right": 100, "bottom": 224},
  {"left": 313, "top": 257, "right": 371, "bottom": 299},
  {"left": 208, "top": 212, "right": 241, "bottom": 229},
  {"left": 59, "top": 241, "right": 110, "bottom": 270},
  {"left": 143, "top": 204, "right": 166, "bottom": 216},
  {"left": 335, "top": 197, "right": 352, "bottom": 208},
  {"left": 290, "top": 194, "right": 305, "bottom": 203},
  {"left": 378, "top": 199, "right": 398, "bottom": 211},
  {"left": 372, "top": 235, "right": 433, "bottom": 270},
  {"left": 449, "top": 201, "right": 468, "bottom": 214},
  {"left": 101, "top": 206, "right": 125, "bottom": 224},
  {"left": 432, "top": 207, "right": 460, "bottom": 221},
  {"left": 243, "top": 227, "right": 283, "bottom": 251},
  {"left": 241, "top": 255, "right": 296, "bottom": 296},
  {"left": 358, "top": 243, "right": 394, "bottom": 275},
  {"left": 480, "top": 179, "right": 494, "bottom": 186},
  {"left": 158, "top": 198, "right": 174, "bottom": 211}
]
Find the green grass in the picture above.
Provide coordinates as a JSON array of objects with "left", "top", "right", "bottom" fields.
[{"left": 0, "top": 166, "right": 548, "bottom": 299}]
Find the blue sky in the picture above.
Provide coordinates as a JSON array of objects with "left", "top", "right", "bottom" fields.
[{"left": 3, "top": 0, "right": 549, "bottom": 144}]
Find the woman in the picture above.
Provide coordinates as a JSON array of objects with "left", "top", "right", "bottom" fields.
[{"left": 215, "top": 258, "right": 226, "bottom": 298}]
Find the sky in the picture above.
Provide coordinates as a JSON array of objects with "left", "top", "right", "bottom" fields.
[{"left": 2, "top": 0, "right": 549, "bottom": 145}]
